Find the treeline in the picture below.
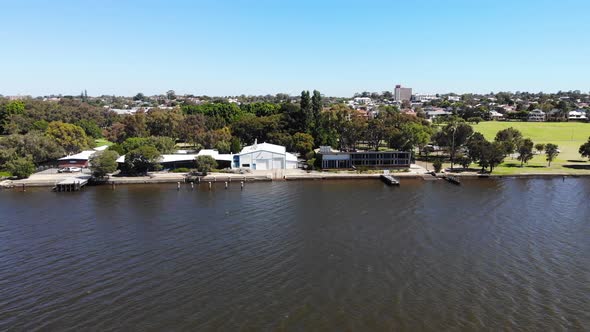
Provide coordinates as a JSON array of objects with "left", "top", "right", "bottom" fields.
[{"left": 428, "top": 123, "right": 562, "bottom": 173}]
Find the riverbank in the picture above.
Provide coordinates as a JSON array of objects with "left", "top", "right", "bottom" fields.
[{"left": 3, "top": 169, "right": 590, "bottom": 189}]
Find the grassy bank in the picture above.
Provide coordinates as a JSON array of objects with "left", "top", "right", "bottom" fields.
[{"left": 468, "top": 121, "right": 590, "bottom": 174}]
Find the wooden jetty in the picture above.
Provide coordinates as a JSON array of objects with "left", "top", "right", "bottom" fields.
[
  {"left": 444, "top": 175, "right": 461, "bottom": 185},
  {"left": 53, "top": 177, "right": 90, "bottom": 192},
  {"left": 380, "top": 174, "right": 400, "bottom": 185}
]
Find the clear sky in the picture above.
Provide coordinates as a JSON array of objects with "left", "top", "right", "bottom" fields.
[{"left": 1, "top": 0, "right": 589, "bottom": 97}]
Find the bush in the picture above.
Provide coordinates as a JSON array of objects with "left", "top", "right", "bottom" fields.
[
  {"left": 89, "top": 150, "right": 120, "bottom": 178},
  {"left": 171, "top": 167, "right": 190, "bottom": 173},
  {"left": 195, "top": 155, "right": 217, "bottom": 176},
  {"left": 121, "top": 145, "right": 162, "bottom": 176},
  {"left": 356, "top": 166, "right": 369, "bottom": 173},
  {"left": 5, "top": 157, "right": 35, "bottom": 179},
  {"left": 433, "top": 159, "right": 443, "bottom": 173}
]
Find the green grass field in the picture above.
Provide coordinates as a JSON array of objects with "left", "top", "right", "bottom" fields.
[
  {"left": 468, "top": 121, "right": 590, "bottom": 174},
  {"left": 94, "top": 138, "right": 113, "bottom": 147}
]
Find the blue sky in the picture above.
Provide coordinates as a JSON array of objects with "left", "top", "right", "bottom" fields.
[{"left": 1, "top": 0, "right": 589, "bottom": 97}]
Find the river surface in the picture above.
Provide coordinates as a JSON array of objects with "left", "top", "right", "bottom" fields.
[{"left": 0, "top": 179, "right": 589, "bottom": 331}]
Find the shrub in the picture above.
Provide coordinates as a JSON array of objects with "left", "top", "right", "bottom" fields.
[
  {"left": 5, "top": 157, "right": 35, "bottom": 179},
  {"left": 433, "top": 159, "right": 443, "bottom": 173},
  {"left": 89, "top": 150, "right": 120, "bottom": 178},
  {"left": 195, "top": 155, "right": 217, "bottom": 176},
  {"left": 171, "top": 167, "right": 190, "bottom": 173}
]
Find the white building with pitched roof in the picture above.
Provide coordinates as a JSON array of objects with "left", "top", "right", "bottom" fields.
[{"left": 233, "top": 141, "right": 298, "bottom": 170}]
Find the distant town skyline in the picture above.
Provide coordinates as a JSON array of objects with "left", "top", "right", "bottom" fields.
[{"left": 1, "top": 0, "right": 589, "bottom": 97}]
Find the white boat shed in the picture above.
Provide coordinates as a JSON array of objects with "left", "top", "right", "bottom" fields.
[{"left": 233, "top": 142, "right": 298, "bottom": 170}]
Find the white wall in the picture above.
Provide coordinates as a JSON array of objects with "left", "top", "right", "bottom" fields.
[{"left": 239, "top": 151, "right": 287, "bottom": 170}]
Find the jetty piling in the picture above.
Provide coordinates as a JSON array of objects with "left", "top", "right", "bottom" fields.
[{"left": 225, "top": 181, "right": 228, "bottom": 189}]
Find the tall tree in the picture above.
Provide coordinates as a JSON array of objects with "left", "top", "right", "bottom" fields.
[
  {"left": 516, "top": 138, "right": 534, "bottom": 166},
  {"left": 495, "top": 127, "right": 523, "bottom": 156},
  {"left": 579, "top": 137, "right": 590, "bottom": 160},
  {"left": 300, "top": 91, "right": 312, "bottom": 131},
  {"left": 545, "top": 143, "right": 559, "bottom": 166},
  {"left": 311, "top": 90, "right": 323, "bottom": 146},
  {"left": 46, "top": 121, "right": 92, "bottom": 154},
  {"left": 433, "top": 122, "right": 473, "bottom": 169}
]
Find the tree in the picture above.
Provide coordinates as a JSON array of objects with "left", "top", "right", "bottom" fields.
[
  {"left": 389, "top": 122, "right": 432, "bottom": 153},
  {"left": 292, "top": 132, "right": 314, "bottom": 156},
  {"left": 495, "top": 127, "right": 523, "bottom": 155},
  {"left": 516, "top": 138, "right": 534, "bottom": 166},
  {"left": 105, "top": 122, "right": 127, "bottom": 143},
  {"left": 366, "top": 117, "right": 387, "bottom": 151},
  {"left": 311, "top": 90, "right": 323, "bottom": 146},
  {"left": 535, "top": 143, "right": 545, "bottom": 154},
  {"left": 146, "top": 108, "right": 183, "bottom": 138},
  {"left": 300, "top": 91, "right": 312, "bottom": 131},
  {"left": 486, "top": 142, "right": 507, "bottom": 173},
  {"left": 166, "top": 90, "right": 176, "bottom": 100},
  {"left": 178, "top": 114, "right": 206, "bottom": 147},
  {"left": 467, "top": 133, "right": 505, "bottom": 173},
  {"left": 456, "top": 154, "right": 471, "bottom": 169},
  {"left": 0, "top": 132, "right": 64, "bottom": 164},
  {"left": 466, "top": 132, "right": 489, "bottom": 172},
  {"left": 119, "top": 136, "right": 175, "bottom": 154},
  {"left": 545, "top": 143, "right": 559, "bottom": 166},
  {"left": 122, "top": 145, "right": 161, "bottom": 176},
  {"left": 76, "top": 119, "right": 102, "bottom": 138},
  {"left": 579, "top": 137, "right": 590, "bottom": 160},
  {"left": 5, "top": 156, "right": 35, "bottom": 179},
  {"left": 122, "top": 112, "right": 148, "bottom": 138},
  {"left": 46, "top": 121, "right": 92, "bottom": 154},
  {"left": 0, "top": 100, "right": 25, "bottom": 134},
  {"left": 230, "top": 137, "right": 241, "bottom": 154},
  {"left": 194, "top": 155, "right": 217, "bottom": 175},
  {"left": 433, "top": 122, "right": 473, "bottom": 169},
  {"left": 89, "top": 150, "right": 120, "bottom": 177},
  {"left": 0, "top": 148, "right": 17, "bottom": 168},
  {"left": 467, "top": 117, "right": 483, "bottom": 124}
]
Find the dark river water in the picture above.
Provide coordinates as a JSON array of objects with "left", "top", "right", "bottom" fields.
[{"left": 1, "top": 179, "right": 589, "bottom": 331}]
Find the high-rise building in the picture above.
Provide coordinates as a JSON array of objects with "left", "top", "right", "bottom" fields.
[{"left": 394, "top": 85, "right": 412, "bottom": 102}]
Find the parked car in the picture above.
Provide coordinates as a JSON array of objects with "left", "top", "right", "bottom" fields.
[{"left": 58, "top": 167, "right": 82, "bottom": 173}]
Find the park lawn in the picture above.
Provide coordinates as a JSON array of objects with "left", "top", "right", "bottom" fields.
[
  {"left": 95, "top": 138, "right": 113, "bottom": 147},
  {"left": 470, "top": 121, "right": 590, "bottom": 174}
]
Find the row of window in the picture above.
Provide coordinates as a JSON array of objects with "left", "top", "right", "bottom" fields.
[{"left": 350, "top": 153, "right": 410, "bottom": 160}]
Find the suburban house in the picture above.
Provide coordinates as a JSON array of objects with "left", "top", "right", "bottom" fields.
[
  {"left": 528, "top": 109, "right": 546, "bottom": 122},
  {"left": 233, "top": 142, "right": 298, "bottom": 170},
  {"left": 425, "top": 109, "right": 452, "bottom": 120},
  {"left": 490, "top": 110, "right": 504, "bottom": 120},
  {"left": 318, "top": 146, "right": 411, "bottom": 169},
  {"left": 568, "top": 110, "right": 588, "bottom": 121}
]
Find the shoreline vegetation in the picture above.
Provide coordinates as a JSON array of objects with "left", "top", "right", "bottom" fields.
[{"left": 2, "top": 91, "right": 590, "bottom": 186}]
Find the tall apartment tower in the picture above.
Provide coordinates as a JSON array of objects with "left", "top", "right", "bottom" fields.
[{"left": 394, "top": 85, "right": 412, "bottom": 102}]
